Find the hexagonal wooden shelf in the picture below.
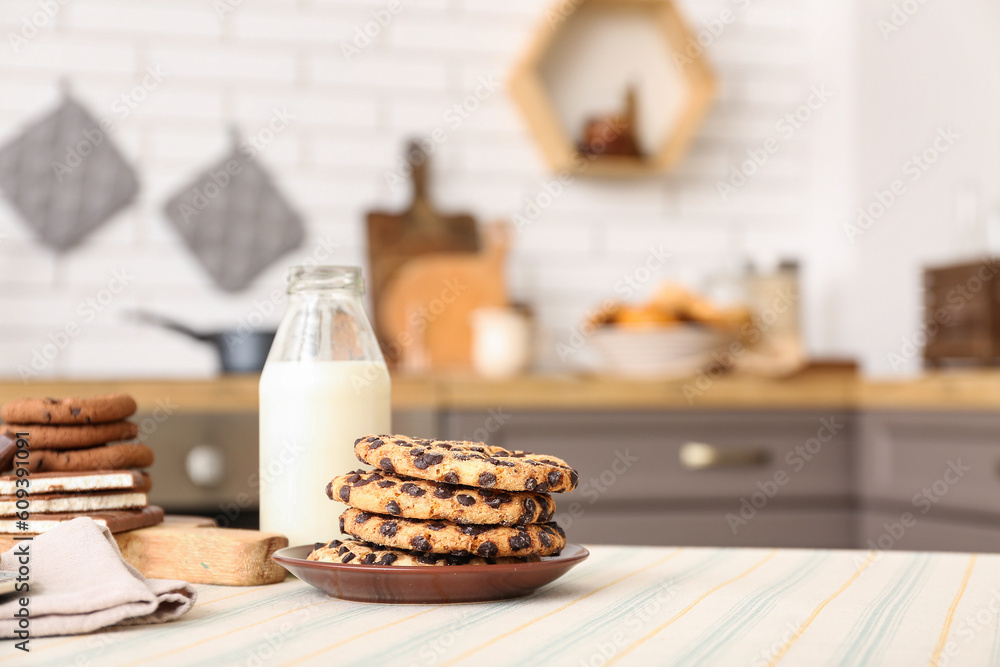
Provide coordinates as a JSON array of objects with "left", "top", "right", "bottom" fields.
[{"left": 509, "top": 0, "right": 716, "bottom": 177}]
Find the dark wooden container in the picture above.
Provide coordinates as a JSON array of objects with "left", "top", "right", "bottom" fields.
[{"left": 923, "top": 259, "right": 1000, "bottom": 367}]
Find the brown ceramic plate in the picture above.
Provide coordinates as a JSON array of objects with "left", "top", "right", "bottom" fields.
[{"left": 272, "top": 543, "right": 590, "bottom": 604}]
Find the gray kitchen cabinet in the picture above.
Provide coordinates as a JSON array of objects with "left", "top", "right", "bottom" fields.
[
  {"left": 857, "top": 411, "right": 1000, "bottom": 551},
  {"left": 442, "top": 410, "right": 855, "bottom": 548}
]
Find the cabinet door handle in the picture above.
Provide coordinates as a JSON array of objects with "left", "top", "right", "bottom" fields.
[{"left": 679, "top": 442, "right": 771, "bottom": 470}]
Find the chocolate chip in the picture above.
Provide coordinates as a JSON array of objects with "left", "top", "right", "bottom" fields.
[
  {"left": 346, "top": 473, "right": 361, "bottom": 484},
  {"left": 70, "top": 407, "right": 81, "bottom": 417},
  {"left": 461, "top": 525, "right": 484, "bottom": 536},
  {"left": 368, "top": 438, "right": 385, "bottom": 451},
  {"left": 355, "top": 476, "right": 374, "bottom": 487},
  {"left": 477, "top": 542, "right": 498, "bottom": 558},
  {"left": 338, "top": 485, "right": 351, "bottom": 502},
  {"left": 456, "top": 494, "right": 476, "bottom": 506},
  {"left": 338, "top": 545, "right": 349, "bottom": 555},
  {"left": 328, "top": 539, "right": 343, "bottom": 547},
  {"left": 325, "top": 481, "right": 334, "bottom": 499},
  {"left": 539, "top": 532, "right": 552, "bottom": 548},
  {"left": 386, "top": 501, "right": 401, "bottom": 515},
  {"left": 380, "top": 522, "right": 398, "bottom": 537},
  {"left": 410, "top": 448, "right": 425, "bottom": 457},
  {"left": 486, "top": 457, "right": 500, "bottom": 465},
  {"left": 434, "top": 486, "right": 455, "bottom": 499},
  {"left": 361, "top": 553, "right": 376, "bottom": 564},
  {"left": 342, "top": 552, "right": 356, "bottom": 563},
  {"left": 478, "top": 472, "right": 497, "bottom": 488},
  {"left": 355, "top": 512, "right": 372, "bottom": 523},
  {"left": 535, "top": 482, "right": 549, "bottom": 494},
  {"left": 547, "top": 471, "right": 561, "bottom": 487},
  {"left": 498, "top": 493, "right": 513, "bottom": 504},
  {"left": 378, "top": 480, "right": 396, "bottom": 488},
  {"left": 522, "top": 498, "right": 536, "bottom": 516},
  {"left": 485, "top": 497, "right": 502, "bottom": 508},
  {"left": 378, "top": 553, "right": 398, "bottom": 565},
  {"left": 411, "top": 536, "right": 432, "bottom": 551},
  {"left": 445, "top": 554, "right": 468, "bottom": 565},
  {"left": 524, "top": 478, "right": 537, "bottom": 491},
  {"left": 401, "top": 482, "right": 426, "bottom": 497},
  {"left": 428, "top": 522, "right": 447, "bottom": 531},
  {"left": 313, "top": 542, "right": 325, "bottom": 551},
  {"left": 414, "top": 453, "right": 445, "bottom": 469},
  {"left": 509, "top": 533, "right": 532, "bottom": 551},
  {"left": 417, "top": 553, "right": 439, "bottom": 564},
  {"left": 570, "top": 470, "right": 579, "bottom": 486},
  {"left": 379, "top": 457, "right": 395, "bottom": 473},
  {"left": 471, "top": 447, "right": 485, "bottom": 453},
  {"left": 497, "top": 460, "right": 515, "bottom": 467},
  {"left": 339, "top": 516, "right": 345, "bottom": 532},
  {"left": 443, "top": 472, "right": 460, "bottom": 484},
  {"left": 453, "top": 454, "right": 471, "bottom": 461}
]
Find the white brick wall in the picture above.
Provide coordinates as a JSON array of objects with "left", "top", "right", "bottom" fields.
[{"left": 0, "top": 0, "right": 861, "bottom": 378}]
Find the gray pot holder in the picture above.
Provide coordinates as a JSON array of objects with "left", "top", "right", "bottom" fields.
[
  {"left": 0, "top": 94, "right": 139, "bottom": 251},
  {"left": 163, "top": 141, "right": 305, "bottom": 292}
]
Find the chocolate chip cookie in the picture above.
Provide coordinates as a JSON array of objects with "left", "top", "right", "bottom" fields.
[
  {"left": 354, "top": 435, "right": 579, "bottom": 493},
  {"left": 25, "top": 443, "right": 154, "bottom": 472},
  {"left": 307, "top": 538, "right": 539, "bottom": 566},
  {"left": 340, "top": 507, "right": 566, "bottom": 557},
  {"left": 1, "top": 394, "right": 137, "bottom": 425},
  {"left": 0, "top": 421, "right": 139, "bottom": 450},
  {"left": 328, "top": 469, "right": 555, "bottom": 526}
]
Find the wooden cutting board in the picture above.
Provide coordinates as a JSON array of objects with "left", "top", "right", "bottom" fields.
[
  {"left": 380, "top": 222, "right": 509, "bottom": 370},
  {"left": 367, "top": 141, "right": 480, "bottom": 362},
  {"left": 0, "top": 515, "right": 289, "bottom": 586}
]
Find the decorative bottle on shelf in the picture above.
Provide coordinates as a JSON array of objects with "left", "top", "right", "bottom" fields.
[{"left": 259, "top": 266, "right": 391, "bottom": 547}]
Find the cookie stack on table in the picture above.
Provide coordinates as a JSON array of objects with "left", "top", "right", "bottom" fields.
[
  {"left": 0, "top": 394, "right": 163, "bottom": 535},
  {"left": 309, "top": 434, "right": 578, "bottom": 566}
]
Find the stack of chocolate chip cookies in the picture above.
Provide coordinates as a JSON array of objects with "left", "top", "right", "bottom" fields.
[
  {"left": 308, "top": 434, "right": 578, "bottom": 566},
  {"left": 0, "top": 394, "right": 163, "bottom": 535}
]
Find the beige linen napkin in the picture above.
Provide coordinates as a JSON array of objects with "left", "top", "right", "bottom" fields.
[{"left": 0, "top": 517, "right": 196, "bottom": 638}]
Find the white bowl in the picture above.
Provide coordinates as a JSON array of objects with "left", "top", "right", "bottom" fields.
[{"left": 588, "top": 325, "right": 734, "bottom": 379}]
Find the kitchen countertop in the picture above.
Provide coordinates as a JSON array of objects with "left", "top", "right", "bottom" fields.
[
  {"left": 13, "top": 545, "right": 998, "bottom": 666},
  {"left": 3, "top": 366, "right": 1000, "bottom": 412}
]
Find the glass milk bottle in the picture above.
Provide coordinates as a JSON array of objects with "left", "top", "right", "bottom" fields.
[{"left": 259, "top": 266, "right": 391, "bottom": 546}]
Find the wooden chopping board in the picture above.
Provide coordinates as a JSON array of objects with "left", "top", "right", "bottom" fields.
[
  {"left": 0, "top": 515, "right": 289, "bottom": 586},
  {"left": 367, "top": 140, "right": 480, "bottom": 362},
  {"left": 380, "top": 222, "right": 509, "bottom": 370}
]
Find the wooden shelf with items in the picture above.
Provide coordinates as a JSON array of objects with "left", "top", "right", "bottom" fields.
[{"left": 509, "top": 0, "right": 716, "bottom": 177}]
